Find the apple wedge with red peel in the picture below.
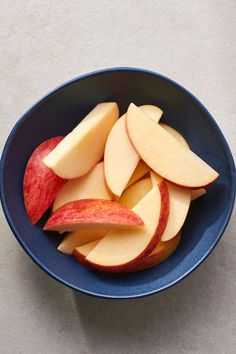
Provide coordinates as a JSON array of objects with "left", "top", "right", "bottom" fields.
[
  {"left": 74, "top": 240, "right": 101, "bottom": 264},
  {"left": 53, "top": 162, "right": 112, "bottom": 211},
  {"left": 191, "top": 188, "right": 206, "bottom": 201},
  {"left": 23, "top": 137, "right": 66, "bottom": 224},
  {"left": 131, "top": 232, "right": 181, "bottom": 272},
  {"left": 159, "top": 123, "right": 189, "bottom": 148},
  {"left": 84, "top": 181, "right": 169, "bottom": 272},
  {"left": 57, "top": 229, "right": 108, "bottom": 255},
  {"left": 43, "top": 102, "right": 119, "bottom": 179},
  {"left": 125, "top": 161, "right": 149, "bottom": 189},
  {"left": 150, "top": 171, "right": 191, "bottom": 241},
  {"left": 44, "top": 199, "right": 144, "bottom": 233},
  {"left": 119, "top": 177, "right": 152, "bottom": 209},
  {"left": 126, "top": 103, "right": 219, "bottom": 188}
]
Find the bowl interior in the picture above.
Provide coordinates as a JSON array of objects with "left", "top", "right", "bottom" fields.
[{"left": 1, "top": 68, "right": 235, "bottom": 298}]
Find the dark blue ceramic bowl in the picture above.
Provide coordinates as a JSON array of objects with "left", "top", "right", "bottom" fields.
[{"left": 1, "top": 68, "right": 235, "bottom": 299}]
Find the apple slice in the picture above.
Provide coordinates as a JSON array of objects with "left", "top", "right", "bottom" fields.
[
  {"left": 139, "top": 104, "right": 163, "bottom": 122},
  {"left": 23, "top": 137, "right": 66, "bottom": 224},
  {"left": 126, "top": 103, "right": 219, "bottom": 188},
  {"left": 159, "top": 123, "right": 189, "bottom": 148},
  {"left": 132, "top": 232, "right": 181, "bottom": 271},
  {"left": 150, "top": 171, "right": 191, "bottom": 241},
  {"left": 58, "top": 229, "right": 107, "bottom": 255},
  {"left": 74, "top": 240, "right": 101, "bottom": 263},
  {"left": 104, "top": 105, "right": 162, "bottom": 197},
  {"left": 43, "top": 102, "right": 119, "bottom": 179},
  {"left": 44, "top": 199, "right": 144, "bottom": 233},
  {"left": 191, "top": 188, "right": 206, "bottom": 201},
  {"left": 126, "top": 161, "right": 149, "bottom": 188},
  {"left": 53, "top": 162, "right": 112, "bottom": 211},
  {"left": 104, "top": 114, "right": 139, "bottom": 196},
  {"left": 84, "top": 181, "right": 169, "bottom": 272},
  {"left": 118, "top": 177, "right": 152, "bottom": 209}
]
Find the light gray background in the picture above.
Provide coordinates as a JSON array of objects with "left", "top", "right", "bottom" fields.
[{"left": 0, "top": 1, "right": 235, "bottom": 353}]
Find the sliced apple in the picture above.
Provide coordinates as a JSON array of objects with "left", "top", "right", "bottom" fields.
[
  {"left": 126, "top": 103, "right": 219, "bottom": 188},
  {"left": 53, "top": 162, "right": 111, "bottom": 211},
  {"left": 159, "top": 123, "right": 189, "bottom": 148},
  {"left": 139, "top": 104, "right": 163, "bottom": 122},
  {"left": 57, "top": 229, "right": 107, "bottom": 255},
  {"left": 118, "top": 177, "right": 152, "bottom": 209},
  {"left": 191, "top": 188, "right": 206, "bottom": 201},
  {"left": 150, "top": 171, "right": 191, "bottom": 241},
  {"left": 84, "top": 181, "right": 169, "bottom": 272},
  {"left": 126, "top": 161, "right": 149, "bottom": 188},
  {"left": 132, "top": 232, "right": 181, "bottom": 271},
  {"left": 23, "top": 137, "right": 66, "bottom": 224},
  {"left": 74, "top": 240, "right": 101, "bottom": 263},
  {"left": 104, "top": 114, "right": 139, "bottom": 196},
  {"left": 43, "top": 103, "right": 119, "bottom": 179},
  {"left": 44, "top": 199, "right": 144, "bottom": 233}
]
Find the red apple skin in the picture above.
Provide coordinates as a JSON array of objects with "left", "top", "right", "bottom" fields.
[
  {"left": 75, "top": 181, "right": 170, "bottom": 273},
  {"left": 23, "top": 137, "right": 66, "bottom": 224},
  {"left": 128, "top": 232, "right": 181, "bottom": 272},
  {"left": 44, "top": 199, "right": 144, "bottom": 231}
]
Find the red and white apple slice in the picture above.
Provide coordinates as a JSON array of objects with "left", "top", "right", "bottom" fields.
[
  {"left": 150, "top": 171, "right": 191, "bottom": 241},
  {"left": 23, "top": 137, "right": 66, "bottom": 224},
  {"left": 132, "top": 232, "right": 181, "bottom": 271},
  {"left": 43, "top": 102, "right": 119, "bottom": 179},
  {"left": 53, "top": 162, "right": 112, "bottom": 211},
  {"left": 118, "top": 177, "right": 152, "bottom": 209},
  {"left": 81, "top": 181, "right": 169, "bottom": 272},
  {"left": 44, "top": 199, "right": 144, "bottom": 233},
  {"left": 57, "top": 229, "right": 107, "bottom": 255},
  {"left": 126, "top": 103, "right": 219, "bottom": 188}
]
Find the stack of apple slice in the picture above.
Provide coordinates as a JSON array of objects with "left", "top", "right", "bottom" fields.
[{"left": 23, "top": 102, "right": 218, "bottom": 273}]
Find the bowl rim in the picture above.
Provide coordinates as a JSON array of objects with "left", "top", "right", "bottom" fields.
[{"left": 1, "top": 66, "right": 235, "bottom": 299}]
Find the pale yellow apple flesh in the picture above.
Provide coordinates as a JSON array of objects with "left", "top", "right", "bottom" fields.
[
  {"left": 125, "top": 161, "right": 149, "bottom": 188},
  {"left": 118, "top": 177, "right": 152, "bottom": 209},
  {"left": 57, "top": 229, "right": 107, "bottom": 255},
  {"left": 150, "top": 171, "right": 191, "bottom": 241},
  {"left": 85, "top": 182, "right": 169, "bottom": 271},
  {"left": 139, "top": 104, "right": 163, "bottom": 122},
  {"left": 53, "top": 162, "right": 111, "bottom": 211},
  {"left": 43, "top": 102, "right": 119, "bottom": 179},
  {"left": 104, "top": 115, "right": 139, "bottom": 196},
  {"left": 159, "top": 123, "right": 189, "bottom": 148},
  {"left": 126, "top": 103, "right": 219, "bottom": 188},
  {"left": 104, "top": 105, "right": 162, "bottom": 197},
  {"left": 74, "top": 240, "right": 101, "bottom": 262}
]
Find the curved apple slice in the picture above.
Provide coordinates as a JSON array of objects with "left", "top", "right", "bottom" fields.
[
  {"left": 126, "top": 103, "right": 219, "bottom": 188},
  {"left": 57, "top": 229, "right": 108, "bottom": 255},
  {"left": 74, "top": 240, "right": 101, "bottom": 264},
  {"left": 84, "top": 181, "right": 169, "bottom": 272},
  {"left": 53, "top": 162, "right": 112, "bottom": 211},
  {"left": 118, "top": 177, "right": 152, "bottom": 209},
  {"left": 43, "top": 102, "right": 119, "bottom": 179},
  {"left": 104, "top": 105, "right": 162, "bottom": 197},
  {"left": 23, "top": 137, "right": 66, "bottom": 224},
  {"left": 150, "top": 171, "right": 191, "bottom": 241},
  {"left": 44, "top": 199, "right": 144, "bottom": 233},
  {"left": 159, "top": 123, "right": 189, "bottom": 148},
  {"left": 131, "top": 232, "right": 181, "bottom": 271}
]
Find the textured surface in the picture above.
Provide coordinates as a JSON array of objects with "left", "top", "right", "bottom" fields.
[{"left": 0, "top": 1, "right": 235, "bottom": 354}]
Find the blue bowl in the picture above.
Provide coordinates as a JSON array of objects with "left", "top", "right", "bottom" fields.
[{"left": 1, "top": 68, "right": 235, "bottom": 299}]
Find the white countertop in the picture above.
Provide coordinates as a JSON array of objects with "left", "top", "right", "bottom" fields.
[{"left": 1, "top": 1, "right": 236, "bottom": 353}]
